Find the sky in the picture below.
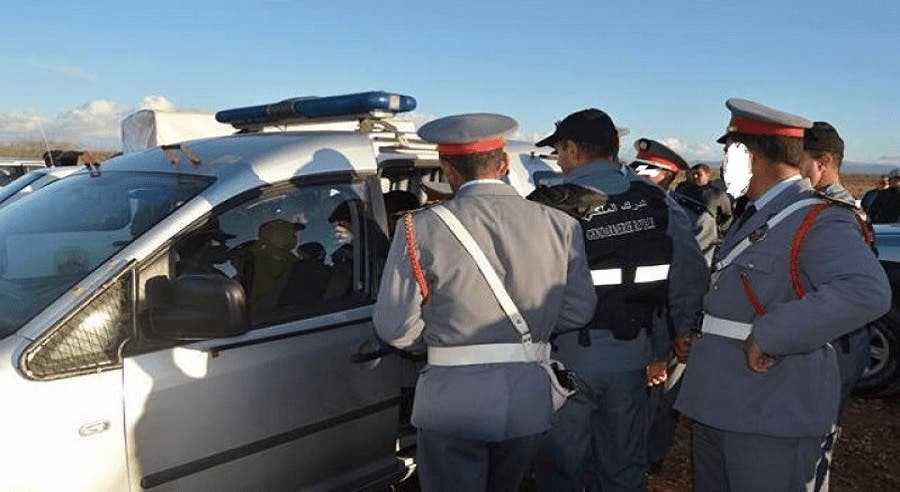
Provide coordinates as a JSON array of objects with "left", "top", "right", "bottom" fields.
[{"left": 1, "top": 0, "right": 899, "bottom": 165}]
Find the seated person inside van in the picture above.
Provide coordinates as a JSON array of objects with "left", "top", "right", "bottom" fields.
[
  {"left": 246, "top": 219, "right": 303, "bottom": 319},
  {"left": 323, "top": 200, "right": 358, "bottom": 299},
  {"left": 278, "top": 241, "right": 332, "bottom": 309},
  {"left": 174, "top": 220, "right": 235, "bottom": 277}
]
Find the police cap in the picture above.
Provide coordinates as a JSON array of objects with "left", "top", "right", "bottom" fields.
[
  {"left": 631, "top": 138, "right": 688, "bottom": 174},
  {"left": 421, "top": 180, "right": 454, "bottom": 200},
  {"left": 804, "top": 121, "right": 845, "bottom": 155},
  {"left": 258, "top": 219, "right": 304, "bottom": 249},
  {"left": 418, "top": 113, "right": 517, "bottom": 156},
  {"left": 536, "top": 108, "right": 618, "bottom": 148},
  {"left": 716, "top": 98, "right": 812, "bottom": 144}
]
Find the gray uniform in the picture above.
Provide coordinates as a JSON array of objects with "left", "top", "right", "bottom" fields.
[
  {"left": 672, "top": 191, "right": 719, "bottom": 266},
  {"left": 675, "top": 177, "right": 891, "bottom": 491},
  {"left": 374, "top": 181, "right": 596, "bottom": 490}
]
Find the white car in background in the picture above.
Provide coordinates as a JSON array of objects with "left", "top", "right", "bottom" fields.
[{"left": 0, "top": 166, "right": 83, "bottom": 209}]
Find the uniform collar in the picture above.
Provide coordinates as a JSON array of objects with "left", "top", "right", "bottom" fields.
[
  {"left": 721, "top": 177, "right": 813, "bottom": 252},
  {"left": 454, "top": 180, "right": 519, "bottom": 197},
  {"left": 751, "top": 175, "right": 802, "bottom": 211},
  {"left": 564, "top": 159, "right": 626, "bottom": 182},
  {"left": 458, "top": 178, "right": 506, "bottom": 191}
]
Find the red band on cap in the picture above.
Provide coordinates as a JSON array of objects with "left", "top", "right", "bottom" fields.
[
  {"left": 636, "top": 150, "right": 681, "bottom": 173},
  {"left": 437, "top": 137, "right": 505, "bottom": 156},
  {"left": 728, "top": 117, "right": 805, "bottom": 138}
]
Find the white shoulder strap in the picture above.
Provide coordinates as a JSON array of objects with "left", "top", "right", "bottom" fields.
[
  {"left": 430, "top": 204, "right": 532, "bottom": 342},
  {"left": 715, "top": 198, "right": 824, "bottom": 271}
]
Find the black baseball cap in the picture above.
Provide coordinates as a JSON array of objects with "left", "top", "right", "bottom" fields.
[
  {"left": 536, "top": 108, "right": 618, "bottom": 148},
  {"left": 804, "top": 121, "right": 845, "bottom": 155}
]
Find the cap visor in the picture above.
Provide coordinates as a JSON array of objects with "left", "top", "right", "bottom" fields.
[{"left": 535, "top": 133, "right": 559, "bottom": 148}]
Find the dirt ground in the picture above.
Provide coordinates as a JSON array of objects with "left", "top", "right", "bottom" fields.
[
  {"left": 648, "top": 396, "right": 900, "bottom": 491},
  {"left": 399, "top": 396, "right": 900, "bottom": 491}
]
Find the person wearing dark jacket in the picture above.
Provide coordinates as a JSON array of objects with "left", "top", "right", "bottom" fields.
[
  {"left": 861, "top": 175, "right": 889, "bottom": 213},
  {"left": 868, "top": 169, "right": 900, "bottom": 223}
]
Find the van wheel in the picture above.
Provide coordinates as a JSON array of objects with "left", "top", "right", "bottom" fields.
[{"left": 854, "top": 307, "right": 900, "bottom": 398}]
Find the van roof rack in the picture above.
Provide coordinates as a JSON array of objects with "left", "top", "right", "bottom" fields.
[{"left": 216, "top": 91, "right": 416, "bottom": 132}]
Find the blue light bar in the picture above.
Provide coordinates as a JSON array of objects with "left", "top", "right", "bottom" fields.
[{"left": 215, "top": 91, "right": 417, "bottom": 128}]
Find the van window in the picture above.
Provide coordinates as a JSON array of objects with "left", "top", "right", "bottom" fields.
[
  {"left": 22, "top": 270, "right": 133, "bottom": 380},
  {"left": 0, "top": 171, "right": 212, "bottom": 341},
  {"left": 138, "top": 180, "right": 373, "bottom": 337}
]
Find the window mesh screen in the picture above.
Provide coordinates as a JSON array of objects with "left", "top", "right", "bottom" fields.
[{"left": 24, "top": 275, "right": 132, "bottom": 380}]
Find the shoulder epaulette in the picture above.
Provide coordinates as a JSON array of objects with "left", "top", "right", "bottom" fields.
[
  {"left": 528, "top": 183, "right": 608, "bottom": 218},
  {"left": 813, "top": 190, "right": 858, "bottom": 210},
  {"left": 403, "top": 202, "right": 441, "bottom": 216}
]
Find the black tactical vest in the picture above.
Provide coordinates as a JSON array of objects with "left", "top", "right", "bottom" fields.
[{"left": 529, "top": 181, "right": 673, "bottom": 340}]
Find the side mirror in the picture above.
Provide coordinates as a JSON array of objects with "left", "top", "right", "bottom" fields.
[{"left": 149, "top": 274, "right": 249, "bottom": 341}]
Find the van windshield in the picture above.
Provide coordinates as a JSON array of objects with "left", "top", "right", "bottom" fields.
[{"left": 0, "top": 171, "right": 213, "bottom": 340}]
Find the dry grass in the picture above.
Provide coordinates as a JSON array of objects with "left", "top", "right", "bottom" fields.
[{"left": 0, "top": 141, "right": 118, "bottom": 161}]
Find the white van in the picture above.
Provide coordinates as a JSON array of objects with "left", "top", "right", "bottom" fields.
[{"left": 0, "top": 91, "right": 559, "bottom": 491}]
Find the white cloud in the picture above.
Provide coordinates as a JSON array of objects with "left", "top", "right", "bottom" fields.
[
  {"left": 54, "top": 99, "right": 122, "bottom": 140},
  {"left": 29, "top": 61, "right": 98, "bottom": 81},
  {"left": 0, "top": 96, "right": 185, "bottom": 149},
  {"left": 658, "top": 137, "right": 720, "bottom": 162},
  {"left": 399, "top": 111, "right": 436, "bottom": 130},
  {"left": 511, "top": 130, "right": 545, "bottom": 143},
  {"left": 139, "top": 95, "right": 176, "bottom": 112},
  {"left": 0, "top": 111, "right": 45, "bottom": 136}
]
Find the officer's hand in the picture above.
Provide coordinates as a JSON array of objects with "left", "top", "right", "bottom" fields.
[
  {"left": 743, "top": 335, "right": 776, "bottom": 373},
  {"left": 673, "top": 332, "right": 694, "bottom": 363},
  {"left": 646, "top": 361, "right": 668, "bottom": 387}
]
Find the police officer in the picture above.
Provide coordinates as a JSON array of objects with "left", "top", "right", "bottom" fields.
[
  {"left": 627, "top": 138, "right": 714, "bottom": 473},
  {"left": 674, "top": 98, "right": 891, "bottom": 491},
  {"left": 528, "top": 110, "right": 708, "bottom": 491},
  {"left": 373, "top": 113, "right": 597, "bottom": 492},
  {"left": 800, "top": 121, "right": 873, "bottom": 491},
  {"left": 631, "top": 139, "right": 719, "bottom": 266},
  {"left": 680, "top": 163, "right": 734, "bottom": 238}
]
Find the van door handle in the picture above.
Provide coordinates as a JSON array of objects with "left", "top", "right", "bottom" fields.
[{"left": 351, "top": 347, "right": 392, "bottom": 363}]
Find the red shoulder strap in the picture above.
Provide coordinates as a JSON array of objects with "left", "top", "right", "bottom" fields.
[
  {"left": 742, "top": 201, "right": 870, "bottom": 312},
  {"left": 403, "top": 213, "right": 429, "bottom": 304},
  {"left": 789, "top": 203, "right": 830, "bottom": 299},
  {"left": 789, "top": 202, "right": 872, "bottom": 298},
  {"left": 854, "top": 213, "right": 874, "bottom": 246}
]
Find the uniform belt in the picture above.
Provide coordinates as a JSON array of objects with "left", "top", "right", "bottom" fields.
[
  {"left": 701, "top": 314, "right": 752, "bottom": 341},
  {"left": 427, "top": 342, "right": 551, "bottom": 366}
]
